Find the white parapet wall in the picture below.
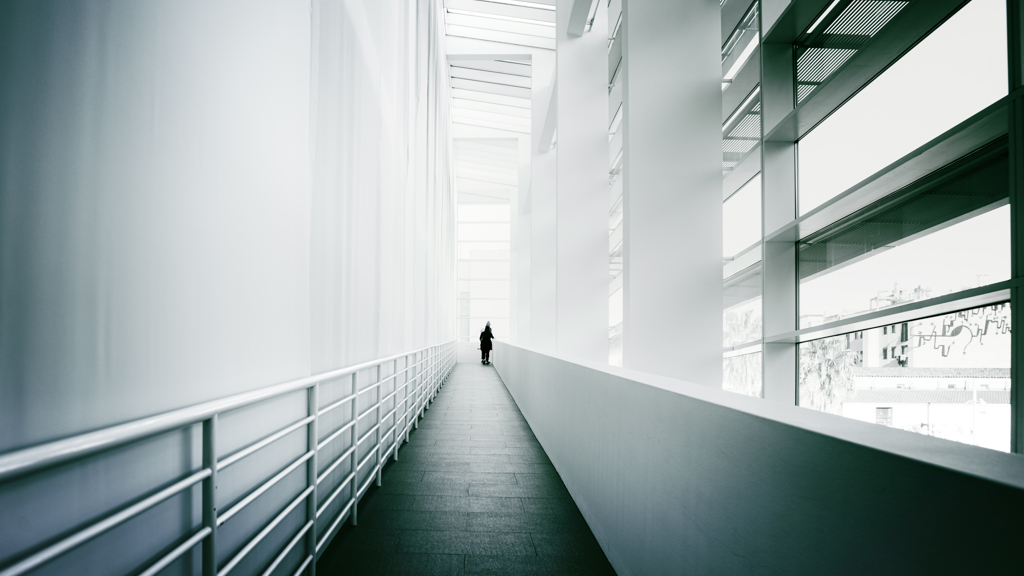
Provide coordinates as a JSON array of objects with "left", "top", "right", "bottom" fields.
[{"left": 492, "top": 341, "right": 1024, "bottom": 575}]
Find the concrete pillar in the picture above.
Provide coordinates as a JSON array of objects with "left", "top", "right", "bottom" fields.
[
  {"left": 761, "top": 36, "right": 799, "bottom": 404},
  {"left": 531, "top": 90, "right": 558, "bottom": 352},
  {"left": 761, "top": 141, "right": 798, "bottom": 403},
  {"left": 555, "top": 0, "right": 609, "bottom": 362},
  {"left": 515, "top": 135, "right": 533, "bottom": 346},
  {"left": 619, "top": 0, "right": 722, "bottom": 385}
]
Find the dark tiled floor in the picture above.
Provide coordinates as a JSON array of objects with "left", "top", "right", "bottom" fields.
[{"left": 317, "top": 362, "right": 616, "bottom": 576}]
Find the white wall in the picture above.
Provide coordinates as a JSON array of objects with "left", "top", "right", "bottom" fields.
[
  {"left": 0, "top": 1, "right": 455, "bottom": 573},
  {"left": 493, "top": 341, "right": 1024, "bottom": 575},
  {"left": 554, "top": 0, "right": 610, "bottom": 362},
  {"left": 0, "top": 0, "right": 313, "bottom": 453},
  {"left": 310, "top": 0, "right": 457, "bottom": 372},
  {"left": 620, "top": 0, "right": 722, "bottom": 384}
]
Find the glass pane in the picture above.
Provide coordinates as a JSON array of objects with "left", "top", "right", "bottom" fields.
[
  {"left": 459, "top": 222, "right": 511, "bottom": 241},
  {"left": 609, "top": 322, "right": 623, "bottom": 367},
  {"left": 459, "top": 242, "right": 510, "bottom": 259},
  {"left": 470, "top": 299, "right": 510, "bottom": 318},
  {"left": 799, "top": 303, "right": 1011, "bottom": 452},
  {"left": 799, "top": 205, "right": 1010, "bottom": 329},
  {"left": 471, "top": 318, "right": 507, "bottom": 339},
  {"left": 798, "top": 0, "right": 1008, "bottom": 214},
  {"left": 722, "top": 89, "right": 761, "bottom": 174},
  {"left": 458, "top": 261, "right": 510, "bottom": 280},
  {"left": 723, "top": 174, "right": 762, "bottom": 258},
  {"left": 724, "top": 263, "right": 762, "bottom": 347},
  {"left": 459, "top": 204, "right": 511, "bottom": 221},
  {"left": 724, "top": 351, "right": 762, "bottom": 398},
  {"left": 609, "top": 287, "right": 623, "bottom": 327},
  {"left": 470, "top": 280, "right": 511, "bottom": 299},
  {"left": 467, "top": 249, "right": 510, "bottom": 261},
  {"left": 722, "top": 2, "right": 760, "bottom": 82}
]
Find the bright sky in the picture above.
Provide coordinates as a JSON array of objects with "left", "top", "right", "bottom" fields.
[
  {"left": 798, "top": 0, "right": 1008, "bottom": 215},
  {"left": 800, "top": 205, "right": 1011, "bottom": 325}
]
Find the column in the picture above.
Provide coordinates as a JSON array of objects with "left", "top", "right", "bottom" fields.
[
  {"left": 555, "top": 0, "right": 610, "bottom": 362},
  {"left": 620, "top": 0, "right": 722, "bottom": 384}
]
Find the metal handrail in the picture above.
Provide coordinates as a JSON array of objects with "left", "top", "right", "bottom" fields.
[
  {"left": 0, "top": 344, "right": 447, "bottom": 482},
  {"left": 0, "top": 340, "right": 457, "bottom": 576}
]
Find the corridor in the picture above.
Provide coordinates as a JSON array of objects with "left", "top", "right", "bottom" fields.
[{"left": 317, "top": 362, "right": 616, "bottom": 575}]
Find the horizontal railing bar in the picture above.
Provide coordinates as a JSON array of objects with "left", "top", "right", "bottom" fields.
[
  {"left": 218, "top": 451, "right": 312, "bottom": 526},
  {"left": 218, "top": 485, "right": 313, "bottom": 576},
  {"left": 316, "top": 499, "right": 354, "bottom": 553},
  {"left": 316, "top": 447, "right": 355, "bottom": 485},
  {"left": 0, "top": 342, "right": 451, "bottom": 482},
  {"left": 316, "top": 472, "right": 356, "bottom": 519},
  {"left": 357, "top": 465, "right": 379, "bottom": 498},
  {"left": 356, "top": 446, "right": 378, "bottom": 473},
  {"left": 380, "top": 388, "right": 399, "bottom": 405},
  {"left": 316, "top": 420, "right": 355, "bottom": 453},
  {"left": 218, "top": 416, "right": 313, "bottom": 471},
  {"left": 0, "top": 342, "right": 453, "bottom": 576},
  {"left": 0, "top": 468, "right": 210, "bottom": 576},
  {"left": 357, "top": 404, "right": 378, "bottom": 421},
  {"left": 259, "top": 520, "right": 311, "bottom": 576},
  {"left": 138, "top": 526, "right": 212, "bottom": 576},
  {"left": 381, "top": 443, "right": 396, "bottom": 463},
  {"left": 357, "top": 423, "right": 381, "bottom": 448},
  {"left": 292, "top": 555, "right": 313, "bottom": 576},
  {"left": 317, "top": 393, "right": 355, "bottom": 419}
]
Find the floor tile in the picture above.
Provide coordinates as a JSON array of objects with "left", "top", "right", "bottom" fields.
[{"left": 318, "top": 363, "right": 616, "bottom": 576}]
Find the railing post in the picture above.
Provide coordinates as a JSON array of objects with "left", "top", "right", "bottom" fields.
[
  {"left": 393, "top": 359, "right": 401, "bottom": 461},
  {"left": 424, "top": 350, "right": 431, "bottom": 410},
  {"left": 350, "top": 373, "right": 358, "bottom": 526},
  {"left": 306, "top": 383, "right": 318, "bottom": 575},
  {"left": 413, "top": 354, "right": 420, "bottom": 429},
  {"left": 375, "top": 364, "right": 383, "bottom": 487},
  {"left": 202, "top": 416, "right": 218, "bottom": 576}
]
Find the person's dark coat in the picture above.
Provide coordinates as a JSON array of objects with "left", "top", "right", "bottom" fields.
[{"left": 480, "top": 326, "right": 494, "bottom": 352}]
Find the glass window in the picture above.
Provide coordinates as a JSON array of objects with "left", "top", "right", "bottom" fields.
[
  {"left": 798, "top": 0, "right": 1008, "bottom": 214},
  {"left": 723, "top": 174, "right": 762, "bottom": 258},
  {"left": 724, "top": 263, "right": 762, "bottom": 347},
  {"left": 459, "top": 242, "right": 510, "bottom": 259},
  {"left": 459, "top": 222, "right": 511, "bottom": 242},
  {"left": 459, "top": 202, "right": 511, "bottom": 342},
  {"left": 722, "top": 2, "right": 760, "bottom": 83},
  {"left": 724, "top": 351, "right": 763, "bottom": 398},
  {"left": 799, "top": 302, "right": 1011, "bottom": 452},
  {"left": 722, "top": 89, "right": 761, "bottom": 174},
  {"left": 458, "top": 203, "right": 511, "bottom": 221},
  {"left": 799, "top": 205, "right": 1010, "bottom": 328},
  {"left": 875, "top": 407, "right": 893, "bottom": 426}
]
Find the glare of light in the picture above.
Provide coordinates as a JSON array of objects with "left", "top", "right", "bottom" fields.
[
  {"left": 723, "top": 33, "right": 758, "bottom": 81},
  {"left": 806, "top": 0, "right": 842, "bottom": 34}
]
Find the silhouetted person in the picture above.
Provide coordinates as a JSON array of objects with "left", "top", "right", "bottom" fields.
[{"left": 480, "top": 321, "right": 494, "bottom": 365}]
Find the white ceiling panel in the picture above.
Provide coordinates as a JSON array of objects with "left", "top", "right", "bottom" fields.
[
  {"left": 448, "top": 59, "right": 532, "bottom": 77},
  {"left": 446, "top": 12, "right": 555, "bottom": 39},
  {"left": 453, "top": 117, "right": 531, "bottom": 134},
  {"left": 452, "top": 98, "right": 531, "bottom": 118},
  {"left": 445, "top": 24, "right": 556, "bottom": 50},
  {"left": 450, "top": 66, "right": 532, "bottom": 88},
  {"left": 446, "top": 0, "right": 555, "bottom": 24},
  {"left": 453, "top": 107, "right": 531, "bottom": 128},
  {"left": 451, "top": 77, "right": 531, "bottom": 99},
  {"left": 451, "top": 88, "right": 531, "bottom": 109}
]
